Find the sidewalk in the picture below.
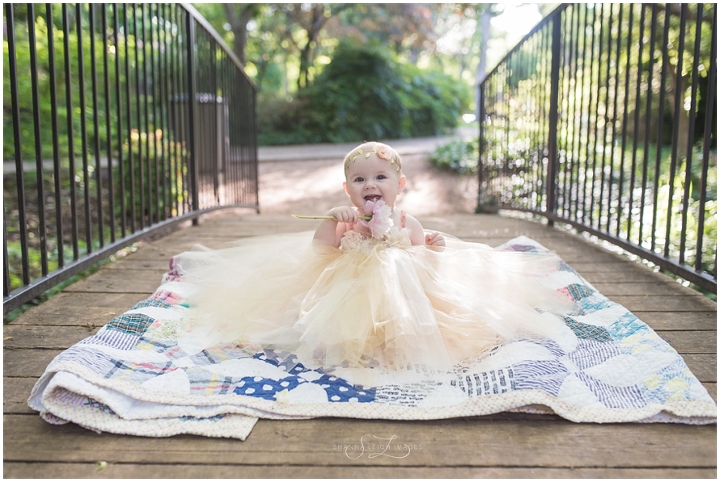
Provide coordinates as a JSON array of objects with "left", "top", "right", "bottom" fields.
[
  {"left": 3, "top": 128, "right": 477, "bottom": 174},
  {"left": 258, "top": 127, "right": 477, "bottom": 162}
]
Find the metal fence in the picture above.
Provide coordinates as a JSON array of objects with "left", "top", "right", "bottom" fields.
[
  {"left": 478, "top": 3, "right": 717, "bottom": 293},
  {"left": 3, "top": 3, "right": 259, "bottom": 313}
]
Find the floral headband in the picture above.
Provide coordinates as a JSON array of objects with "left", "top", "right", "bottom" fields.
[{"left": 343, "top": 142, "right": 402, "bottom": 172}]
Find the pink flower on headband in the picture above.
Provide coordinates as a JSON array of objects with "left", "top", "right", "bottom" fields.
[
  {"left": 360, "top": 199, "right": 393, "bottom": 239},
  {"left": 375, "top": 144, "right": 393, "bottom": 161}
]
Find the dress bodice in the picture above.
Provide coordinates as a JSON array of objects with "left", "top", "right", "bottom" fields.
[
  {"left": 340, "top": 226, "right": 413, "bottom": 252},
  {"left": 340, "top": 210, "right": 412, "bottom": 252}
]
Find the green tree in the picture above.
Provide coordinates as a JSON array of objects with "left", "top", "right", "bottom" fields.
[
  {"left": 222, "top": 4, "right": 261, "bottom": 66},
  {"left": 258, "top": 41, "right": 470, "bottom": 145}
]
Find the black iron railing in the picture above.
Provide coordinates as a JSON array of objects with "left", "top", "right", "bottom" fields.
[
  {"left": 478, "top": 3, "right": 717, "bottom": 293},
  {"left": 3, "top": 3, "right": 259, "bottom": 313}
]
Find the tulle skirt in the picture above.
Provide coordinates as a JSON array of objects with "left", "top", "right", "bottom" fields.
[{"left": 174, "top": 231, "right": 574, "bottom": 372}]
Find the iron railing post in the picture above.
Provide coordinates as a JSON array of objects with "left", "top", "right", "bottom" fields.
[
  {"left": 186, "top": 12, "right": 199, "bottom": 225},
  {"left": 546, "top": 12, "right": 562, "bottom": 227},
  {"left": 476, "top": 83, "right": 485, "bottom": 213},
  {"left": 467, "top": 4, "right": 716, "bottom": 292},
  {"left": 4, "top": 3, "right": 259, "bottom": 313},
  {"left": 251, "top": 87, "right": 260, "bottom": 212}
]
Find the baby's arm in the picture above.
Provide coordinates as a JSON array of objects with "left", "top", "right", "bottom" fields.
[
  {"left": 404, "top": 214, "right": 446, "bottom": 249},
  {"left": 313, "top": 206, "right": 356, "bottom": 248}
]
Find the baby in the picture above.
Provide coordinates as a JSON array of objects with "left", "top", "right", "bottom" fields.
[
  {"left": 313, "top": 141, "right": 446, "bottom": 249},
  {"left": 174, "top": 141, "right": 572, "bottom": 371}
]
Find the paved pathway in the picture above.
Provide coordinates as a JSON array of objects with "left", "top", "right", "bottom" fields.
[
  {"left": 258, "top": 128, "right": 476, "bottom": 162},
  {"left": 3, "top": 128, "right": 477, "bottom": 174}
]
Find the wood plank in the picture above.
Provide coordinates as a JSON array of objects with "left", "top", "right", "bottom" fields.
[
  {"left": 683, "top": 354, "right": 717, "bottom": 382},
  {"left": 569, "top": 261, "right": 656, "bottom": 273},
  {"left": 181, "top": 224, "right": 313, "bottom": 236},
  {"left": 591, "top": 282, "right": 706, "bottom": 297},
  {"left": 445, "top": 231, "right": 569, "bottom": 240},
  {"left": 204, "top": 214, "right": 295, "bottom": 224},
  {"left": 458, "top": 239, "right": 588, "bottom": 251},
  {"left": 460, "top": 235, "right": 614, "bottom": 251},
  {"left": 3, "top": 415, "right": 716, "bottom": 467},
  {"left": 575, "top": 265, "right": 701, "bottom": 292},
  {"left": 633, "top": 311, "right": 717, "bottom": 331},
  {"left": 4, "top": 377, "right": 38, "bottom": 414},
  {"left": 4, "top": 325, "right": 99, "bottom": 350},
  {"left": 422, "top": 216, "right": 561, "bottom": 235},
  {"left": 607, "top": 296, "right": 717, "bottom": 312},
  {"left": 205, "top": 221, "right": 298, "bottom": 229},
  {"left": 4, "top": 350, "right": 63, "bottom": 378},
  {"left": 8, "top": 293, "right": 143, "bottom": 326},
  {"left": 118, "top": 241, "right": 232, "bottom": 261},
  {"left": 703, "top": 382, "right": 717, "bottom": 402},
  {"left": 102, "top": 259, "right": 171, "bottom": 271},
  {"left": 580, "top": 270, "right": 679, "bottom": 284},
  {"left": 456, "top": 230, "right": 603, "bottom": 243},
  {"left": 63, "top": 269, "right": 165, "bottom": 294},
  {"left": 658, "top": 331, "right": 717, "bottom": 355},
  {"left": 2, "top": 462, "right": 716, "bottom": 479}
]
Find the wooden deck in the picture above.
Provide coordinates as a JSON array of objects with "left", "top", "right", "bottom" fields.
[{"left": 4, "top": 211, "right": 717, "bottom": 478}]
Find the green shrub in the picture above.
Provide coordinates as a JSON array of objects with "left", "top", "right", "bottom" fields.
[
  {"left": 257, "top": 41, "right": 471, "bottom": 145},
  {"left": 429, "top": 139, "right": 478, "bottom": 174}
]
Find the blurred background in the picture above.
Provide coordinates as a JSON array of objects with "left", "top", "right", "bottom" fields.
[{"left": 192, "top": 3, "right": 557, "bottom": 145}]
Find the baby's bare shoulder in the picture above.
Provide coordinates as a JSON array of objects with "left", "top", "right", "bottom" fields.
[{"left": 403, "top": 213, "right": 426, "bottom": 245}]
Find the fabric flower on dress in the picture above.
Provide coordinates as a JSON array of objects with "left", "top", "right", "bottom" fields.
[{"left": 359, "top": 199, "right": 394, "bottom": 239}]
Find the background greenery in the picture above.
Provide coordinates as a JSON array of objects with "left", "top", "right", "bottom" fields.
[
  {"left": 257, "top": 40, "right": 470, "bottom": 145},
  {"left": 191, "top": 3, "right": 536, "bottom": 146}
]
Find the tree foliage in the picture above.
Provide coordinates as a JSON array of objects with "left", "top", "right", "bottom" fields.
[
  {"left": 257, "top": 41, "right": 470, "bottom": 145},
  {"left": 4, "top": 5, "right": 116, "bottom": 161}
]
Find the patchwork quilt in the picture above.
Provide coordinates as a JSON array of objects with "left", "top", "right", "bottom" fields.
[{"left": 28, "top": 236, "right": 717, "bottom": 440}]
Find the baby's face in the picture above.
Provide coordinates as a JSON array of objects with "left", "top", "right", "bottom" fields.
[{"left": 344, "top": 154, "right": 406, "bottom": 210}]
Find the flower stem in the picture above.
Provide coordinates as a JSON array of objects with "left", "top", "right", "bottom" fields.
[{"left": 292, "top": 214, "right": 372, "bottom": 221}]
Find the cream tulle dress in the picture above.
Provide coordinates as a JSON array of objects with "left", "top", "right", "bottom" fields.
[{"left": 174, "top": 214, "right": 573, "bottom": 372}]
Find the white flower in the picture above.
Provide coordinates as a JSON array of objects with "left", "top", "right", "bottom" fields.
[{"left": 360, "top": 200, "right": 394, "bottom": 239}]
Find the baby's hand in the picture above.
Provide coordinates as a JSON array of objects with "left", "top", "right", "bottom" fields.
[
  {"left": 425, "top": 232, "right": 446, "bottom": 250},
  {"left": 328, "top": 206, "right": 358, "bottom": 224}
]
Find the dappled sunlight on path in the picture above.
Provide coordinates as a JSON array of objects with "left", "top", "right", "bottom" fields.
[{"left": 259, "top": 153, "right": 478, "bottom": 216}]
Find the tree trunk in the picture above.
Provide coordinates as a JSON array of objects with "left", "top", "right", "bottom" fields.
[
  {"left": 294, "top": 4, "right": 349, "bottom": 90},
  {"left": 283, "top": 57, "right": 288, "bottom": 96},
  {"left": 223, "top": 4, "right": 256, "bottom": 66},
  {"left": 233, "top": 24, "right": 247, "bottom": 65},
  {"left": 664, "top": 61, "right": 690, "bottom": 159},
  {"left": 298, "top": 42, "right": 313, "bottom": 89},
  {"left": 296, "top": 5, "right": 326, "bottom": 90}
]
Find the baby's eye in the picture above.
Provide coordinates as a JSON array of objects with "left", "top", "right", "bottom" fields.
[
  {"left": 377, "top": 175, "right": 387, "bottom": 180},
  {"left": 354, "top": 177, "right": 364, "bottom": 182}
]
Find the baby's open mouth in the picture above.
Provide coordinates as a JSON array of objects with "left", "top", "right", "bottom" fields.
[{"left": 364, "top": 195, "right": 382, "bottom": 202}]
